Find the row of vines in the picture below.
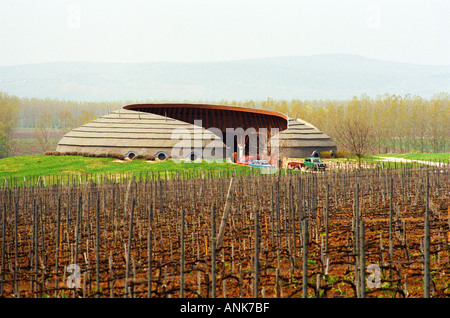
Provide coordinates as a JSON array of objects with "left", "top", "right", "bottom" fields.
[{"left": 0, "top": 166, "right": 449, "bottom": 298}]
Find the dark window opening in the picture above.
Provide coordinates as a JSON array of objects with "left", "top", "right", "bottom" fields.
[
  {"left": 188, "top": 152, "right": 200, "bottom": 161},
  {"left": 311, "top": 150, "right": 320, "bottom": 158},
  {"left": 155, "top": 151, "right": 168, "bottom": 161},
  {"left": 125, "top": 151, "right": 138, "bottom": 160}
]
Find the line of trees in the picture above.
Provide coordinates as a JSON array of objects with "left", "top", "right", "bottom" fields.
[
  {"left": 0, "top": 93, "right": 20, "bottom": 158},
  {"left": 217, "top": 93, "right": 449, "bottom": 154},
  {"left": 0, "top": 93, "right": 105, "bottom": 156},
  {"left": 1, "top": 92, "right": 448, "bottom": 158},
  {"left": 16, "top": 97, "right": 119, "bottom": 129},
  {"left": 295, "top": 93, "right": 449, "bottom": 154},
  {"left": 33, "top": 109, "right": 98, "bottom": 152}
]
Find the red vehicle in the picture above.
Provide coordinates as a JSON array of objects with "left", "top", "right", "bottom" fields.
[
  {"left": 288, "top": 161, "right": 305, "bottom": 170},
  {"left": 235, "top": 154, "right": 257, "bottom": 165},
  {"left": 235, "top": 154, "right": 262, "bottom": 165},
  {"left": 236, "top": 154, "right": 277, "bottom": 167}
]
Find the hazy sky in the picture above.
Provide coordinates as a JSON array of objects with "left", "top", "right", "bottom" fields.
[{"left": 0, "top": 0, "right": 449, "bottom": 66}]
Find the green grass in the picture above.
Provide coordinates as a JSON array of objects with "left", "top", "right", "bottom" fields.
[
  {"left": 1, "top": 152, "right": 446, "bottom": 187},
  {"left": 0, "top": 155, "right": 115, "bottom": 178},
  {"left": 0, "top": 155, "right": 277, "bottom": 186},
  {"left": 322, "top": 152, "right": 449, "bottom": 169},
  {"left": 375, "top": 153, "right": 450, "bottom": 163}
]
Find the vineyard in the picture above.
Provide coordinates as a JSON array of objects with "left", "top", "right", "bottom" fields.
[{"left": 0, "top": 165, "right": 449, "bottom": 298}]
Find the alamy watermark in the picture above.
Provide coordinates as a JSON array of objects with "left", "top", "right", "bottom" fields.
[
  {"left": 67, "top": 3, "right": 81, "bottom": 29},
  {"left": 366, "top": 264, "right": 381, "bottom": 289},
  {"left": 366, "top": 3, "right": 381, "bottom": 29},
  {"left": 66, "top": 264, "right": 81, "bottom": 289},
  {"left": 170, "top": 120, "right": 280, "bottom": 174}
]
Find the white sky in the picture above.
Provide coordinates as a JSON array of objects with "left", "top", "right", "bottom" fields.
[{"left": 0, "top": 0, "right": 449, "bottom": 66}]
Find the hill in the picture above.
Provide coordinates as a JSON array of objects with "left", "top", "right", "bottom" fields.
[{"left": 0, "top": 55, "right": 448, "bottom": 101}]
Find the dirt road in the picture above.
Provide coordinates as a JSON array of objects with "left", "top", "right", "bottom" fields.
[{"left": 377, "top": 156, "right": 449, "bottom": 167}]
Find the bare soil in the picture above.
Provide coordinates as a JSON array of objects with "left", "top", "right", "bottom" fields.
[{"left": 0, "top": 168, "right": 449, "bottom": 298}]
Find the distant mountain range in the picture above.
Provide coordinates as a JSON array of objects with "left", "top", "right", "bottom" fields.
[{"left": 0, "top": 55, "right": 448, "bottom": 101}]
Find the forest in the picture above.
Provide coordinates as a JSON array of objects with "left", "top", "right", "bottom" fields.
[{"left": 0, "top": 91, "right": 449, "bottom": 158}]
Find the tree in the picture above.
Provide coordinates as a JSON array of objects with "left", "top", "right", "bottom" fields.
[
  {"left": 58, "top": 109, "right": 76, "bottom": 134},
  {"left": 428, "top": 93, "right": 449, "bottom": 153},
  {"left": 338, "top": 117, "right": 374, "bottom": 167},
  {"left": 34, "top": 110, "right": 54, "bottom": 152},
  {"left": 0, "top": 93, "right": 20, "bottom": 158},
  {"left": 407, "top": 96, "right": 428, "bottom": 153},
  {"left": 274, "top": 100, "right": 289, "bottom": 115},
  {"left": 243, "top": 99, "right": 256, "bottom": 108},
  {"left": 335, "top": 98, "right": 375, "bottom": 167},
  {"left": 372, "top": 95, "right": 393, "bottom": 153},
  {"left": 77, "top": 109, "right": 96, "bottom": 126},
  {"left": 288, "top": 99, "right": 304, "bottom": 118}
]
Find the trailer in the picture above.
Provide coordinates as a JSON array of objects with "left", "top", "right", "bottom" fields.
[{"left": 287, "top": 161, "right": 305, "bottom": 170}]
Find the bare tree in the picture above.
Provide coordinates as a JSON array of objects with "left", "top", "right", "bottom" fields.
[
  {"left": 336, "top": 115, "right": 375, "bottom": 168},
  {"left": 34, "top": 110, "right": 54, "bottom": 152}
]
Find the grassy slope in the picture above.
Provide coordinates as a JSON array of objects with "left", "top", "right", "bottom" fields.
[
  {"left": 0, "top": 155, "right": 253, "bottom": 180},
  {"left": 1, "top": 152, "right": 447, "bottom": 182}
]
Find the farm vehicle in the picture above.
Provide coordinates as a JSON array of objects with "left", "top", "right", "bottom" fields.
[
  {"left": 288, "top": 157, "right": 326, "bottom": 171},
  {"left": 287, "top": 161, "right": 304, "bottom": 170},
  {"left": 304, "top": 157, "right": 326, "bottom": 170}
]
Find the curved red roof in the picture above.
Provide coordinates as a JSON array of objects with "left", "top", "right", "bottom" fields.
[{"left": 123, "top": 103, "right": 288, "bottom": 132}]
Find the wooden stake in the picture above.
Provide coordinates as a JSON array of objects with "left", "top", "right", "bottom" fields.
[
  {"left": 180, "top": 208, "right": 185, "bottom": 298},
  {"left": 254, "top": 208, "right": 259, "bottom": 298},
  {"left": 211, "top": 205, "right": 216, "bottom": 298},
  {"left": 424, "top": 172, "right": 430, "bottom": 298},
  {"left": 302, "top": 219, "right": 308, "bottom": 298},
  {"left": 216, "top": 178, "right": 234, "bottom": 250}
]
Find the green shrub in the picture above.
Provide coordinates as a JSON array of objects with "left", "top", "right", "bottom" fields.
[
  {"left": 320, "top": 151, "right": 333, "bottom": 158},
  {"left": 335, "top": 150, "right": 348, "bottom": 158}
]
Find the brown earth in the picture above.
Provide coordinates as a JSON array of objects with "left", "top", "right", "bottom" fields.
[{"left": 0, "top": 168, "right": 448, "bottom": 298}]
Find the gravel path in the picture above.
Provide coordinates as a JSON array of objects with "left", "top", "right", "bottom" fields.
[{"left": 377, "top": 156, "right": 449, "bottom": 167}]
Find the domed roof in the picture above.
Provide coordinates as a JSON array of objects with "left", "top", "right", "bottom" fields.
[
  {"left": 274, "top": 118, "right": 337, "bottom": 158},
  {"left": 56, "top": 109, "right": 226, "bottom": 160},
  {"left": 57, "top": 105, "right": 337, "bottom": 161}
]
